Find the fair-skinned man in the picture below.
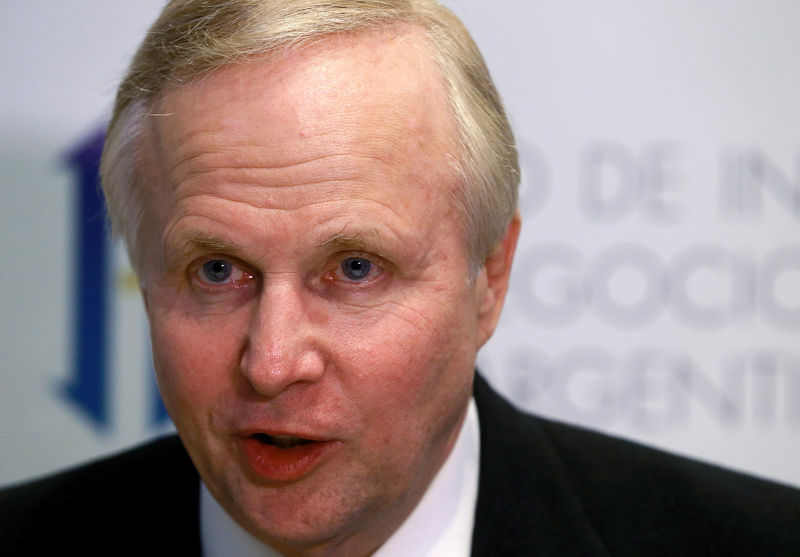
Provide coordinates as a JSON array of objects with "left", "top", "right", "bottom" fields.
[
  {"left": 2, "top": 1, "right": 799, "bottom": 555},
  {"left": 140, "top": 28, "right": 517, "bottom": 556}
]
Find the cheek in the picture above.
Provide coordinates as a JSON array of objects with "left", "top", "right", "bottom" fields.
[
  {"left": 338, "top": 297, "right": 477, "bottom": 414},
  {"left": 149, "top": 308, "right": 243, "bottom": 419},
  {"left": 338, "top": 312, "right": 476, "bottom": 482}
]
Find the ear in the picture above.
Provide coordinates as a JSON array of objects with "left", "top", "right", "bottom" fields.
[{"left": 476, "top": 210, "right": 521, "bottom": 347}]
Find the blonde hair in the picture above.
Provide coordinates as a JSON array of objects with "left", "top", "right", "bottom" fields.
[{"left": 100, "top": 0, "right": 519, "bottom": 275}]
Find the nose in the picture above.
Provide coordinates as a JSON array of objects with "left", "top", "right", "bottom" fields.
[{"left": 239, "top": 280, "right": 326, "bottom": 398}]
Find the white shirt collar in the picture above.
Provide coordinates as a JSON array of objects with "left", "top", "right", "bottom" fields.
[{"left": 201, "top": 398, "right": 481, "bottom": 557}]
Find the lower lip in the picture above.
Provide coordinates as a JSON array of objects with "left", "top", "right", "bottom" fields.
[{"left": 240, "top": 437, "right": 339, "bottom": 483}]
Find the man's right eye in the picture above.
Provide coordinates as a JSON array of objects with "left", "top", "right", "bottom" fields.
[
  {"left": 202, "top": 259, "right": 233, "bottom": 283},
  {"left": 194, "top": 258, "right": 254, "bottom": 289}
]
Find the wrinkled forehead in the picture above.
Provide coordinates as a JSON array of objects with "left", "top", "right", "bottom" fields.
[
  {"left": 147, "top": 26, "right": 459, "bottom": 161},
  {"left": 135, "top": 27, "right": 466, "bottom": 252}
]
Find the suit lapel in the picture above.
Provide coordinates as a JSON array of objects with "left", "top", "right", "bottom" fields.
[{"left": 471, "top": 374, "right": 610, "bottom": 556}]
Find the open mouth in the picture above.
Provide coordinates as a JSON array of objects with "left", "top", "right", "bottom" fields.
[
  {"left": 252, "top": 433, "right": 315, "bottom": 449},
  {"left": 241, "top": 432, "right": 339, "bottom": 481}
]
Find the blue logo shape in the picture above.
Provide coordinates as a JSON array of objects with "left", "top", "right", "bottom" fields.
[
  {"left": 62, "top": 128, "right": 110, "bottom": 429},
  {"left": 61, "top": 127, "right": 169, "bottom": 430}
]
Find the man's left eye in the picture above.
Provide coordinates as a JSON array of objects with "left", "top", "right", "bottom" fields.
[{"left": 340, "top": 257, "right": 375, "bottom": 281}]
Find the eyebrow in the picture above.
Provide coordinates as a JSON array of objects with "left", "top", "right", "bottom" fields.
[
  {"left": 320, "top": 233, "right": 367, "bottom": 252},
  {"left": 166, "top": 234, "right": 244, "bottom": 272},
  {"left": 164, "top": 228, "right": 393, "bottom": 273},
  {"left": 319, "top": 229, "right": 390, "bottom": 257}
]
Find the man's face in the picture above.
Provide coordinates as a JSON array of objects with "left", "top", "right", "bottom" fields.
[{"left": 139, "top": 29, "right": 510, "bottom": 556}]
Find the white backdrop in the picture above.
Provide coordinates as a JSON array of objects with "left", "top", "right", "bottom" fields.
[{"left": 2, "top": 1, "right": 798, "bottom": 487}]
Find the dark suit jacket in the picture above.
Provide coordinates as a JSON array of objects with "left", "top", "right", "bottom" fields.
[{"left": 2, "top": 375, "right": 799, "bottom": 556}]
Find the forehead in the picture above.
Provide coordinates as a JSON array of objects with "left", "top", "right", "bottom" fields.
[
  {"left": 147, "top": 26, "right": 458, "bottom": 169},
  {"left": 137, "top": 27, "right": 466, "bottom": 269}
]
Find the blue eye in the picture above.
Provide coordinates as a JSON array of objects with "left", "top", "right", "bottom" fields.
[
  {"left": 341, "top": 257, "right": 372, "bottom": 281},
  {"left": 202, "top": 259, "right": 233, "bottom": 282}
]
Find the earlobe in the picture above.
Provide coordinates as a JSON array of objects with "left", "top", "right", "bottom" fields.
[{"left": 476, "top": 211, "right": 521, "bottom": 346}]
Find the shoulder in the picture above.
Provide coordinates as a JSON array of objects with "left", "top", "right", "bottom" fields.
[
  {"left": 472, "top": 374, "right": 800, "bottom": 555},
  {"left": 0, "top": 435, "right": 201, "bottom": 556}
]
